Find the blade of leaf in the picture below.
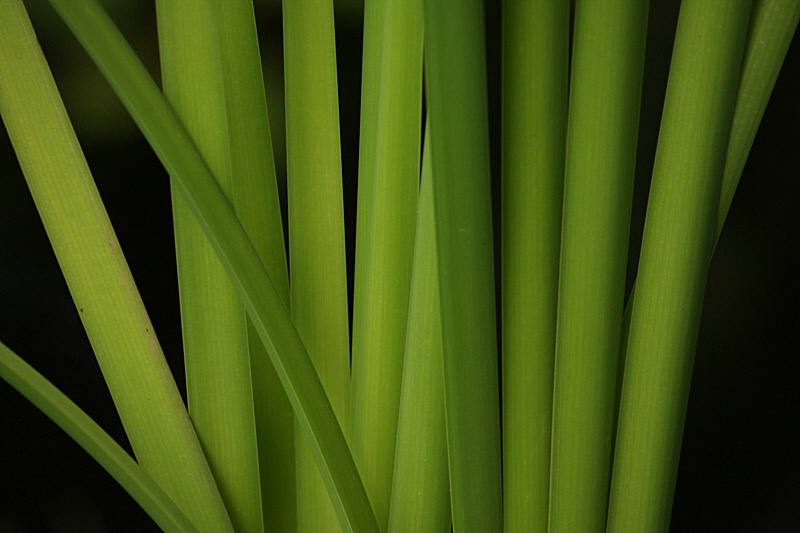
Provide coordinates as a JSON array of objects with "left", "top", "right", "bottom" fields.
[
  {"left": 0, "top": 2, "right": 233, "bottom": 529},
  {"left": 548, "top": 1, "right": 649, "bottom": 530},
  {"left": 500, "top": 1, "right": 569, "bottom": 531},
  {"left": 0, "top": 342, "right": 198, "bottom": 533},
  {"left": 208, "top": 0, "right": 296, "bottom": 529},
  {"left": 353, "top": 0, "right": 385, "bottom": 400},
  {"left": 608, "top": 2, "right": 752, "bottom": 530},
  {"left": 614, "top": 0, "right": 800, "bottom": 430},
  {"left": 423, "top": 0, "right": 503, "bottom": 530},
  {"left": 155, "top": 3, "right": 263, "bottom": 531},
  {"left": 715, "top": 0, "right": 800, "bottom": 237},
  {"left": 281, "top": 1, "right": 353, "bottom": 530},
  {"left": 387, "top": 120, "right": 450, "bottom": 533},
  {"left": 349, "top": 0, "right": 423, "bottom": 528},
  {"left": 45, "top": 1, "right": 378, "bottom": 531}
]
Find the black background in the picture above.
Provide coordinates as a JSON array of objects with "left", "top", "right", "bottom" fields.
[{"left": 1, "top": 1, "right": 798, "bottom": 530}]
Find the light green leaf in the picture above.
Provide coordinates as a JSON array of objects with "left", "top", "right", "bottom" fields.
[
  {"left": 0, "top": 2, "right": 232, "bottom": 529},
  {"left": 281, "top": 0, "right": 352, "bottom": 530},
  {"left": 548, "top": 1, "right": 649, "bottom": 530},
  {"left": 46, "top": 1, "right": 378, "bottom": 531},
  {"left": 0, "top": 342, "right": 198, "bottom": 533},
  {"left": 156, "top": 2, "right": 263, "bottom": 531}
]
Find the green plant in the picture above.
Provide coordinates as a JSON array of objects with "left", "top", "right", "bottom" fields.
[{"left": 1, "top": 0, "right": 797, "bottom": 531}]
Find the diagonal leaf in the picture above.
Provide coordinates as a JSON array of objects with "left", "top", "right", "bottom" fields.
[
  {"left": 0, "top": 342, "right": 198, "bottom": 533},
  {"left": 715, "top": 0, "right": 800, "bottom": 237},
  {"left": 45, "top": 1, "right": 378, "bottom": 531},
  {"left": 0, "top": 2, "right": 233, "bottom": 529}
]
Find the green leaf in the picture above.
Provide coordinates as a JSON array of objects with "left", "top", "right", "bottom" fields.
[
  {"left": 45, "top": 1, "right": 378, "bottom": 531},
  {"left": 423, "top": 0, "right": 503, "bottom": 530},
  {"left": 0, "top": 342, "right": 198, "bottom": 533},
  {"left": 281, "top": 0, "right": 353, "bottom": 530},
  {"left": 156, "top": 2, "right": 263, "bottom": 531},
  {"left": 353, "top": 0, "right": 385, "bottom": 343},
  {"left": 0, "top": 2, "right": 232, "bottom": 529},
  {"left": 387, "top": 121, "right": 450, "bottom": 533},
  {"left": 349, "top": 0, "right": 423, "bottom": 528},
  {"left": 614, "top": 0, "right": 800, "bottom": 436},
  {"left": 608, "top": 2, "right": 752, "bottom": 530},
  {"left": 548, "top": 2, "right": 649, "bottom": 530},
  {"left": 500, "top": 1, "right": 568, "bottom": 531},
  {"left": 715, "top": 0, "right": 800, "bottom": 237},
  {"left": 207, "top": 1, "right": 295, "bottom": 529}
]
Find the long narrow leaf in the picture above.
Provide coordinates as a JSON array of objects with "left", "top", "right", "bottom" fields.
[
  {"left": 349, "top": 0, "right": 423, "bottom": 528},
  {"left": 615, "top": 0, "right": 800, "bottom": 423},
  {"left": 45, "top": 1, "right": 378, "bottom": 531},
  {"left": 500, "top": 1, "right": 569, "bottom": 530},
  {"left": 715, "top": 0, "right": 800, "bottom": 237},
  {"left": 0, "top": 342, "right": 198, "bottom": 533},
  {"left": 548, "top": 2, "right": 648, "bottom": 530},
  {"left": 282, "top": 1, "right": 353, "bottom": 530},
  {"left": 201, "top": 0, "right": 295, "bottom": 529},
  {"left": 353, "top": 0, "right": 385, "bottom": 365},
  {"left": 387, "top": 121, "right": 450, "bottom": 533},
  {"left": 0, "top": 3, "right": 233, "bottom": 530},
  {"left": 156, "top": 4, "right": 263, "bottom": 531},
  {"left": 208, "top": 0, "right": 296, "bottom": 529},
  {"left": 607, "top": 3, "right": 752, "bottom": 531},
  {"left": 423, "top": 0, "right": 503, "bottom": 530}
]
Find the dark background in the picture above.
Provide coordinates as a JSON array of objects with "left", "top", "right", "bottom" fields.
[{"left": 1, "top": 1, "right": 798, "bottom": 530}]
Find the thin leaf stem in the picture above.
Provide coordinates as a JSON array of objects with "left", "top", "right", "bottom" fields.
[{"left": 0, "top": 342, "right": 198, "bottom": 533}]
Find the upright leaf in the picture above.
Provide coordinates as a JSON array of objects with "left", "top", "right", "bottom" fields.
[
  {"left": 423, "top": 0, "right": 503, "bottom": 530},
  {"left": 608, "top": 3, "right": 751, "bottom": 530},
  {"left": 156, "top": 3, "right": 263, "bottom": 530},
  {"left": 548, "top": 2, "right": 648, "bottom": 530},
  {"left": 501, "top": 1, "right": 569, "bottom": 530},
  {"left": 388, "top": 122, "right": 450, "bottom": 533},
  {"left": 210, "top": 1, "right": 295, "bottom": 529},
  {"left": 349, "top": 0, "right": 423, "bottom": 528},
  {"left": 46, "top": 1, "right": 378, "bottom": 530},
  {"left": 282, "top": 0, "right": 352, "bottom": 530}
]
